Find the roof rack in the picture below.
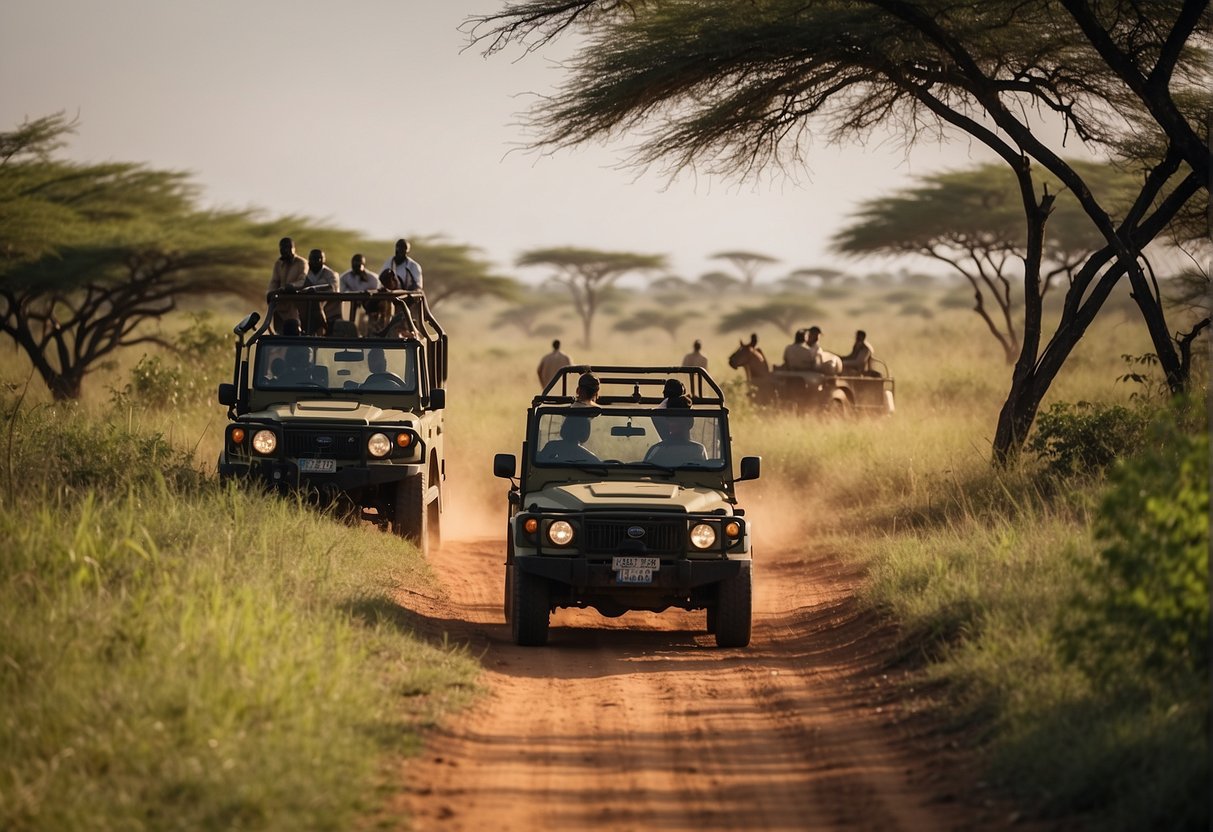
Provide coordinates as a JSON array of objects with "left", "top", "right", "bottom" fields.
[{"left": 535, "top": 365, "right": 726, "bottom": 407}]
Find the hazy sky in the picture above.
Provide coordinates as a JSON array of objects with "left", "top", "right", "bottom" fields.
[{"left": 1, "top": 0, "right": 992, "bottom": 284}]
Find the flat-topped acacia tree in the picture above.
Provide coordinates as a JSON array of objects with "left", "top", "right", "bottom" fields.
[{"left": 469, "top": 0, "right": 1210, "bottom": 462}]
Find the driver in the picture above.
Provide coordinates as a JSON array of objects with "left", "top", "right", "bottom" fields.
[
  {"left": 539, "top": 414, "right": 601, "bottom": 463},
  {"left": 644, "top": 396, "right": 707, "bottom": 466},
  {"left": 364, "top": 347, "right": 405, "bottom": 387}
]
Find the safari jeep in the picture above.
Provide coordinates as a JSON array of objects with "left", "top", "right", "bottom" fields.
[
  {"left": 493, "top": 366, "right": 760, "bottom": 647},
  {"left": 217, "top": 288, "right": 446, "bottom": 554}
]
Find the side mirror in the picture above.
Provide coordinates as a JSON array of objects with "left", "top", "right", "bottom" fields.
[
  {"left": 217, "top": 383, "right": 237, "bottom": 406},
  {"left": 428, "top": 388, "right": 446, "bottom": 411},
  {"left": 737, "top": 456, "right": 761, "bottom": 482},
  {"left": 493, "top": 453, "right": 517, "bottom": 479}
]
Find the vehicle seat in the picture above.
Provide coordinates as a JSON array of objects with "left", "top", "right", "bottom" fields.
[{"left": 644, "top": 441, "right": 707, "bottom": 467}]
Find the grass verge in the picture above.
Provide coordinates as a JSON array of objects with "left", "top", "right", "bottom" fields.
[{"left": 0, "top": 401, "right": 479, "bottom": 831}]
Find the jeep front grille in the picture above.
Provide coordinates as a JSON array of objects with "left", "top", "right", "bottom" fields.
[
  {"left": 585, "top": 519, "right": 683, "bottom": 555},
  {"left": 285, "top": 429, "right": 362, "bottom": 459}
]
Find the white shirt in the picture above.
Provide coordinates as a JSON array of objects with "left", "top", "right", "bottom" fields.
[
  {"left": 381, "top": 256, "right": 423, "bottom": 291},
  {"left": 340, "top": 269, "right": 380, "bottom": 293}
]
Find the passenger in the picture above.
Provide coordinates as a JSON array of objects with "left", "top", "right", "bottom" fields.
[
  {"left": 781, "top": 329, "right": 816, "bottom": 371},
  {"left": 340, "top": 253, "right": 381, "bottom": 332},
  {"left": 644, "top": 395, "right": 707, "bottom": 466},
  {"left": 841, "top": 330, "right": 875, "bottom": 374},
  {"left": 280, "top": 345, "right": 322, "bottom": 385},
  {"left": 300, "top": 249, "right": 341, "bottom": 334},
  {"left": 805, "top": 325, "right": 843, "bottom": 375},
  {"left": 539, "top": 414, "right": 601, "bottom": 463},
  {"left": 574, "top": 372, "right": 601, "bottom": 406},
  {"left": 653, "top": 378, "right": 688, "bottom": 439},
  {"left": 380, "top": 238, "right": 423, "bottom": 292},
  {"left": 537, "top": 339, "right": 573, "bottom": 387},
  {"left": 267, "top": 236, "right": 307, "bottom": 332},
  {"left": 681, "top": 339, "right": 708, "bottom": 369}
]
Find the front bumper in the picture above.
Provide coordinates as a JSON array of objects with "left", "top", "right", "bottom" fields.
[
  {"left": 513, "top": 554, "right": 744, "bottom": 589},
  {"left": 219, "top": 457, "right": 423, "bottom": 492}
]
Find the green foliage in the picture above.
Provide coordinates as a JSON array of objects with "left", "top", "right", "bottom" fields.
[
  {"left": 0, "top": 401, "right": 479, "bottom": 831},
  {"left": 1027, "top": 400, "right": 1151, "bottom": 476},
  {"left": 1063, "top": 417, "right": 1209, "bottom": 683}
]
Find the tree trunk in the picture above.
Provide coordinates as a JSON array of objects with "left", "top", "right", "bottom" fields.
[
  {"left": 992, "top": 171, "right": 1053, "bottom": 464},
  {"left": 46, "top": 370, "right": 84, "bottom": 401}
]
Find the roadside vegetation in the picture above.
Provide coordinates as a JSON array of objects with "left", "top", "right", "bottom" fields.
[{"left": 0, "top": 388, "right": 478, "bottom": 830}]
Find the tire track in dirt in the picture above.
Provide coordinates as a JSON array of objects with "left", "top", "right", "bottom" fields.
[{"left": 388, "top": 537, "right": 999, "bottom": 831}]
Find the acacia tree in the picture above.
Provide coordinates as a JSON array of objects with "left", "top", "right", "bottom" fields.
[
  {"left": 711, "top": 250, "right": 779, "bottom": 289},
  {"left": 399, "top": 236, "right": 519, "bottom": 308},
  {"left": 717, "top": 297, "right": 823, "bottom": 338},
  {"left": 614, "top": 308, "right": 684, "bottom": 340},
  {"left": 832, "top": 161, "right": 1142, "bottom": 364},
  {"left": 470, "top": 0, "right": 1211, "bottom": 461},
  {"left": 0, "top": 115, "right": 268, "bottom": 399},
  {"left": 515, "top": 247, "right": 666, "bottom": 347}
]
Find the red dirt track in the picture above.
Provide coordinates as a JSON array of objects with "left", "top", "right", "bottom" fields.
[{"left": 390, "top": 537, "right": 1015, "bottom": 831}]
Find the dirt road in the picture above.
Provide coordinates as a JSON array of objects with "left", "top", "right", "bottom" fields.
[{"left": 391, "top": 537, "right": 1002, "bottom": 831}]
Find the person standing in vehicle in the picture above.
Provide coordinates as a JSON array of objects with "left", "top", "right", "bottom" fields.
[
  {"left": 267, "top": 236, "right": 307, "bottom": 331},
  {"left": 537, "top": 339, "right": 573, "bottom": 387},
  {"left": 381, "top": 238, "right": 423, "bottom": 292},
  {"left": 681, "top": 339, "right": 708, "bottom": 369},
  {"left": 841, "top": 330, "right": 875, "bottom": 374},
  {"left": 340, "top": 253, "right": 381, "bottom": 331},
  {"left": 299, "top": 249, "right": 341, "bottom": 333}
]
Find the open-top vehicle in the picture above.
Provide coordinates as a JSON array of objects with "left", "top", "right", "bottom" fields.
[
  {"left": 217, "top": 288, "right": 446, "bottom": 554},
  {"left": 493, "top": 366, "right": 760, "bottom": 647},
  {"left": 728, "top": 340, "right": 895, "bottom": 414}
]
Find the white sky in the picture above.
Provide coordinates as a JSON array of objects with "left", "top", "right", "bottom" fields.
[{"left": 1, "top": 0, "right": 994, "bottom": 285}]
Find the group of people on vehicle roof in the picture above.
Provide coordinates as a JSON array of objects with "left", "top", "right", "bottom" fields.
[{"left": 267, "top": 236, "right": 424, "bottom": 336}]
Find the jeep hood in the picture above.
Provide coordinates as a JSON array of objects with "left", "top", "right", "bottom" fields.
[
  {"left": 250, "top": 400, "right": 415, "bottom": 424},
  {"left": 529, "top": 481, "right": 733, "bottom": 514}
]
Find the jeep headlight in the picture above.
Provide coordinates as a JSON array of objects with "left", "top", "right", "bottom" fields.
[
  {"left": 689, "top": 523, "right": 717, "bottom": 550},
  {"left": 547, "top": 520, "right": 574, "bottom": 546},
  {"left": 367, "top": 432, "right": 392, "bottom": 458},
  {"left": 251, "top": 429, "right": 277, "bottom": 455}
]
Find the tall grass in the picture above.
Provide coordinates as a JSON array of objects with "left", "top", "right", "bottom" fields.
[{"left": 0, "top": 402, "right": 478, "bottom": 831}]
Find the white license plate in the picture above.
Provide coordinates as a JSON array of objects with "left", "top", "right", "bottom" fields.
[
  {"left": 612, "top": 556, "right": 659, "bottom": 571},
  {"left": 298, "top": 458, "right": 336, "bottom": 473},
  {"left": 616, "top": 567, "right": 654, "bottom": 584}
]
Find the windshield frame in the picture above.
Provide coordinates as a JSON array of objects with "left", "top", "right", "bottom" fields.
[
  {"left": 250, "top": 336, "right": 420, "bottom": 396},
  {"left": 525, "top": 405, "right": 732, "bottom": 478}
]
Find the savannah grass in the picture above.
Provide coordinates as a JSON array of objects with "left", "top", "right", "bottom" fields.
[
  {"left": 0, "top": 403, "right": 478, "bottom": 831},
  {"left": 1, "top": 279, "right": 1205, "bottom": 831}
]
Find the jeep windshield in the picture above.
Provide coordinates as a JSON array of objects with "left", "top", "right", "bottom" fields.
[
  {"left": 530, "top": 407, "right": 726, "bottom": 472},
  {"left": 253, "top": 338, "right": 418, "bottom": 393}
]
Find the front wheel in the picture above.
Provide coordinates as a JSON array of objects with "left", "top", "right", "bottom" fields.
[
  {"left": 714, "top": 564, "right": 752, "bottom": 648},
  {"left": 392, "top": 470, "right": 428, "bottom": 556},
  {"left": 511, "top": 568, "right": 550, "bottom": 646}
]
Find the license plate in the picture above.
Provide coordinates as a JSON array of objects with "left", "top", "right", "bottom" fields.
[
  {"left": 616, "top": 567, "right": 654, "bottom": 584},
  {"left": 298, "top": 458, "right": 336, "bottom": 473},
  {"left": 612, "top": 556, "right": 659, "bottom": 571}
]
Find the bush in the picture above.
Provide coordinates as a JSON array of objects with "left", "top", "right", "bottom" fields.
[
  {"left": 1027, "top": 400, "right": 1151, "bottom": 476},
  {"left": 1062, "top": 416, "right": 1210, "bottom": 684}
]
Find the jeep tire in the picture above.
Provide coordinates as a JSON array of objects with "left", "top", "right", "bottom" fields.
[
  {"left": 393, "top": 470, "right": 428, "bottom": 556},
  {"left": 511, "top": 567, "right": 550, "bottom": 646},
  {"left": 714, "top": 563, "right": 752, "bottom": 648}
]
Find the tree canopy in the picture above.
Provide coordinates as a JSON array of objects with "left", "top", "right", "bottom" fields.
[
  {"left": 516, "top": 246, "right": 666, "bottom": 347},
  {"left": 471, "top": 0, "right": 1211, "bottom": 460},
  {"left": 832, "top": 160, "right": 1144, "bottom": 363}
]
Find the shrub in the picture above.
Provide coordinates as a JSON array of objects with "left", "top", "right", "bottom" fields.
[
  {"left": 1027, "top": 400, "right": 1151, "bottom": 476},
  {"left": 1062, "top": 416, "right": 1210, "bottom": 683}
]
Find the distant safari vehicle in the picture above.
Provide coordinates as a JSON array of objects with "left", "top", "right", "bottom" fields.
[
  {"left": 727, "top": 340, "right": 895, "bottom": 414},
  {"left": 493, "top": 366, "right": 760, "bottom": 647},
  {"left": 217, "top": 288, "right": 447, "bottom": 554}
]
